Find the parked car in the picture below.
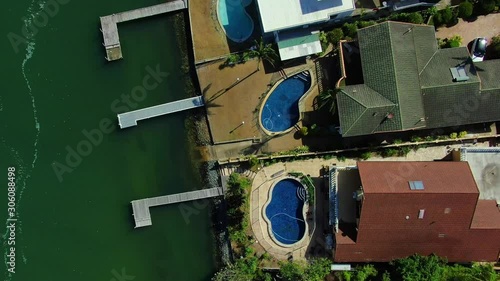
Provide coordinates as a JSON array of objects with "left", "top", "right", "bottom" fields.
[{"left": 470, "top": 37, "right": 487, "bottom": 62}]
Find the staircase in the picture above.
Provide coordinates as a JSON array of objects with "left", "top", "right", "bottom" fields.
[
  {"left": 297, "top": 186, "right": 307, "bottom": 201},
  {"left": 218, "top": 164, "right": 257, "bottom": 180}
]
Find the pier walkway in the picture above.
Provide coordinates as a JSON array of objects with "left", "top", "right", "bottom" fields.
[
  {"left": 100, "top": 0, "right": 186, "bottom": 61},
  {"left": 118, "top": 96, "right": 204, "bottom": 129},
  {"left": 131, "top": 187, "right": 223, "bottom": 228}
]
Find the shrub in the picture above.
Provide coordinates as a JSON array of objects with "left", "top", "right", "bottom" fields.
[
  {"left": 400, "top": 146, "right": 412, "bottom": 156},
  {"left": 279, "top": 261, "right": 306, "bottom": 281},
  {"left": 476, "top": 0, "right": 496, "bottom": 14},
  {"left": 393, "top": 139, "right": 403, "bottom": 144},
  {"left": 293, "top": 145, "right": 309, "bottom": 154},
  {"left": 458, "top": 131, "right": 468, "bottom": 138},
  {"left": 424, "top": 135, "right": 435, "bottom": 142},
  {"left": 458, "top": 1, "right": 473, "bottom": 18},
  {"left": 337, "top": 155, "right": 346, "bottom": 162},
  {"left": 224, "top": 54, "right": 241, "bottom": 66},
  {"left": 326, "top": 28, "right": 344, "bottom": 46},
  {"left": 361, "top": 151, "right": 372, "bottom": 160},
  {"left": 357, "top": 20, "right": 376, "bottom": 28},
  {"left": 300, "top": 126, "right": 309, "bottom": 136},
  {"left": 437, "top": 38, "right": 447, "bottom": 48},
  {"left": 441, "top": 6, "right": 454, "bottom": 24},
  {"left": 411, "top": 135, "right": 423, "bottom": 142},
  {"left": 248, "top": 156, "right": 259, "bottom": 168},
  {"left": 491, "top": 36, "right": 500, "bottom": 59},
  {"left": 323, "top": 154, "right": 333, "bottom": 160},
  {"left": 424, "top": 6, "right": 438, "bottom": 17},
  {"left": 408, "top": 12, "right": 424, "bottom": 24},
  {"left": 448, "top": 35, "right": 462, "bottom": 47},
  {"left": 382, "top": 148, "right": 398, "bottom": 158},
  {"left": 433, "top": 12, "right": 443, "bottom": 26},
  {"left": 449, "top": 132, "right": 458, "bottom": 139},
  {"left": 389, "top": 12, "right": 423, "bottom": 24},
  {"left": 319, "top": 31, "right": 328, "bottom": 45},
  {"left": 301, "top": 176, "right": 315, "bottom": 205},
  {"left": 342, "top": 22, "right": 358, "bottom": 38}
]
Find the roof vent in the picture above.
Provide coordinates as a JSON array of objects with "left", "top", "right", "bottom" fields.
[
  {"left": 450, "top": 66, "right": 469, "bottom": 82},
  {"left": 409, "top": 181, "right": 424, "bottom": 190}
]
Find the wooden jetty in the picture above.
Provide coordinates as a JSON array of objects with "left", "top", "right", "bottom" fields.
[
  {"left": 99, "top": 0, "right": 187, "bottom": 61},
  {"left": 117, "top": 96, "right": 204, "bottom": 129},
  {"left": 131, "top": 187, "right": 223, "bottom": 228}
]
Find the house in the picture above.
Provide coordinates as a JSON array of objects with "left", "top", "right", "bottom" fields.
[
  {"left": 255, "top": 0, "right": 355, "bottom": 60},
  {"left": 329, "top": 161, "right": 500, "bottom": 262},
  {"left": 336, "top": 21, "right": 500, "bottom": 137}
]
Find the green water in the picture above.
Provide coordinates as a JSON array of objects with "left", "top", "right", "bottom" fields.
[{"left": 0, "top": 0, "right": 215, "bottom": 280}]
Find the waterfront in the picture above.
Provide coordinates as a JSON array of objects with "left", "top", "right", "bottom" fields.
[{"left": 0, "top": 0, "right": 215, "bottom": 280}]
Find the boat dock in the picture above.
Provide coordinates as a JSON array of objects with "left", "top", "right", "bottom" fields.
[
  {"left": 131, "top": 187, "right": 223, "bottom": 228},
  {"left": 118, "top": 96, "right": 204, "bottom": 129},
  {"left": 99, "top": 0, "right": 187, "bottom": 61}
]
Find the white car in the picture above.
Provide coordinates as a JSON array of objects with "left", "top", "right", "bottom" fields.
[{"left": 470, "top": 37, "right": 487, "bottom": 62}]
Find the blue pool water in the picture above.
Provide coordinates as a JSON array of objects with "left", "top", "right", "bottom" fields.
[
  {"left": 218, "top": 0, "right": 254, "bottom": 42},
  {"left": 261, "top": 72, "right": 312, "bottom": 133},
  {"left": 265, "top": 178, "right": 306, "bottom": 245}
]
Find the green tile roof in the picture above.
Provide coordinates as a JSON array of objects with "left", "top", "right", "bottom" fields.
[
  {"left": 337, "top": 86, "right": 396, "bottom": 136},
  {"left": 337, "top": 21, "right": 500, "bottom": 137},
  {"left": 420, "top": 48, "right": 480, "bottom": 88},
  {"left": 277, "top": 32, "right": 319, "bottom": 49},
  {"left": 474, "top": 60, "right": 500, "bottom": 90}
]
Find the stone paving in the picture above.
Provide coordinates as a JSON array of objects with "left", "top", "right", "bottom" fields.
[
  {"left": 250, "top": 163, "right": 314, "bottom": 261},
  {"left": 435, "top": 13, "right": 500, "bottom": 50}
]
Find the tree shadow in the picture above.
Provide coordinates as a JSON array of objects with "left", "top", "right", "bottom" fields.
[{"left": 206, "top": 68, "right": 260, "bottom": 103}]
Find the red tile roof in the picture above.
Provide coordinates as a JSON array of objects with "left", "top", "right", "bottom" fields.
[
  {"left": 335, "top": 161, "right": 500, "bottom": 262},
  {"left": 358, "top": 161, "right": 479, "bottom": 194},
  {"left": 471, "top": 200, "right": 500, "bottom": 229}
]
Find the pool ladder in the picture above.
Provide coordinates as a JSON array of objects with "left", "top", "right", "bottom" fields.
[{"left": 296, "top": 72, "right": 309, "bottom": 82}]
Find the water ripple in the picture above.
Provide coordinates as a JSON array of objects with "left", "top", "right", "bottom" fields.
[{"left": 3, "top": 0, "right": 46, "bottom": 279}]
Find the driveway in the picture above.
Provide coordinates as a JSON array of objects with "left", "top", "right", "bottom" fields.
[{"left": 435, "top": 13, "right": 500, "bottom": 49}]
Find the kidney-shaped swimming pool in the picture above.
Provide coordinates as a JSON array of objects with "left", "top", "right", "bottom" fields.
[
  {"left": 264, "top": 178, "right": 307, "bottom": 246},
  {"left": 260, "top": 71, "right": 312, "bottom": 133}
]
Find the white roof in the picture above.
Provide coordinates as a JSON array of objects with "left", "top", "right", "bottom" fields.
[
  {"left": 460, "top": 147, "right": 500, "bottom": 204},
  {"left": 277, "top": 32, "right": 322, "bottom": 60},
  {"left": 331, "top": 264, "right": 352, "bottom": 271},
  {"left": 256, "top": 0, "right": 355, "bottom": 33}
]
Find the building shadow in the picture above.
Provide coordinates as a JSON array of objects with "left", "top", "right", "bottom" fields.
[{"left": 305, "top": 173, "right": 334, "bottom": 258}]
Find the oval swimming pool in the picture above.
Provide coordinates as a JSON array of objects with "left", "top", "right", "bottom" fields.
[
  {"left": 264, "top": 178, "right": 307, "bottom": 246},
  {"left": 217, "top": 0, "right": 254, "bottom": 42},
  {"left": 260, "top": 71, "right": 312, "bottom": 133}
]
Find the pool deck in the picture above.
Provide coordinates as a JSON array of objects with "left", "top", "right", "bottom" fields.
[
  {"left": 250, "top": 163, "right": 315, "bottom": 260},
  {"left": 198, "top": 59, "right": 317, "bottom": 148}
]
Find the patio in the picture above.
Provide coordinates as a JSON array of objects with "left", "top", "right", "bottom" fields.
[{"left": 197, "top": 58, "right": 321, "bottom": 153}]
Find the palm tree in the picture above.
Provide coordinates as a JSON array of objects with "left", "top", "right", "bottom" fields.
[
  {"left": 318, "top": 89, "right": 337, "bottom": 114},
  {"left": 249, "top": 37, "right": 279, "bottom": 70}
]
